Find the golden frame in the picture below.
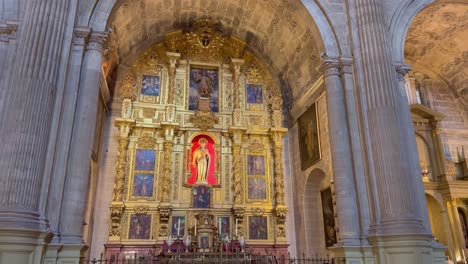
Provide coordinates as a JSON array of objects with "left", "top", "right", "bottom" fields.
[
  {"left": 245, "top": 153, "right": 270, "bottom": 203},
  {"left": 138, "top": 67, "right": 164, "bottom": 104},
  {"left": 187, "top": 64, "right": 222, "bottom": 113},
  {"left": 127, "top": 213, "right": 153, "bottom": 240},
  {"left": 129, "top": 145, "right": 159, "bottom": 201}
]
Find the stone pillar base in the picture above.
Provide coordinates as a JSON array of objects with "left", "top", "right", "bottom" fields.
[
  {"left": 330, "top": 245, "right": 375, "bottom": 264},
  {"left": 0, "top": 229, "right": 51, "bottom": 264},
  {"left": 43, "top": 244, "right": 86, "bottom": 264},
  {"left": 368, "top": 234, "right": 446, "bottom": 264}
]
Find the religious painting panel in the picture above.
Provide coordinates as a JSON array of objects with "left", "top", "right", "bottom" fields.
[
  {"left": 248, "top": 216, "right": 268, "bottom": 240},
  {"left": 188, "top": 67, "right": 219, "bottom": 112},
  {"left": 128, "top": 214, "right": 151, "bottom": 239},
  {"left": 134, "top": 149, "right": 156, "bottom": 171},
  {"left": 248, "top": 178, "right": 266, "bottom": 200},
  {"left": 321, "top": 187, "right": 337, "bottom": 247},
  {"left": 141, "top": 75, "right": 160, "bottom": 96},
  {"left": 298, "top": 103, "right": 321, "bottom": 169},
  {"left": 246, "top": 84, "right": 263, "bottom": 104},
  {"left": 217, "top": 216, "right": 230, "bottom": 236},
  {"left": 171, "top": 216, "right": 185, "bottom": 237},
  {"left": 186, "top": 135, "right": 218, "bottom": 185},
  {"left": 458, "top": 209, "right": 468, "bottom": 248},
  {"left": 132, "top": 174, "right": 154, "bottom": 197},
  {"left": 199, "top": 234, "right": 210, "bottom": 249},
  {"left": 192, "top": 185, "right": 211, "bottom": 208},
  {"left": 247, "top": 155, "right": 265, "bottom": 176}
]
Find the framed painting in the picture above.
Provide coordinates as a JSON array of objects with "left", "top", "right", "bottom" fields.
[
  {"left": 134, "top": 149, "right": 156, "bottom": 171},
  {"left": 248, "top": 178, "right": 267, "bottom": 200},
  {"left": 247, "top": 155, "right": 265, "bottom": 176},
  {"left": 171, "top": 216, "right": 185, "bottom": 237},
  {"left": 298, "top": 102, "right": 321, "bottom": 169},
  {"left": 186, "top": 135, "right": 218, "bottom": 185},
  {"left": 192, "top": 185, "right": 211, "bottom": 208},
  {"left": 199, "top": 233, "right": 210, "bottom": 249},
  {"left": 321, "top": 187, "right": 337, "bottom": 247},
  {"left": 188, "top": 67, "right": 219, "bottom": 112},
  {"left": 132, "top": 174, "right": 154, "bottom": 197},
  {"left": 248, "top": 216, "right": 268, "bottom": 240},
  {"left": 217, "top": 216, "right": 230, "bottom": 236},
  {"left": 128, "top": 214, "right": 151, "bottom": 239},
  {"left": 246, "top": 84, "right": 263, "bottom": 104},
  {"left": 141, "top": 75, "right": 160, "bottom": 96}
]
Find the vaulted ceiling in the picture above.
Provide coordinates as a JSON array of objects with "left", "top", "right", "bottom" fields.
[
  {"left": 105, "top": 0, "right": 324, "bottom": 108},
  {"left": 405, "top": 3, "right": 468, "bottom": 100}
]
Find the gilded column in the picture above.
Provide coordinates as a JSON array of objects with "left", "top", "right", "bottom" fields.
[
  {"left": 230, "top": 130, "right": 245, "bottom": 238},
  {"left": 109, "top": 119, "right": 134, "bottom": 240},
  {"left": 0, "top": 0, "right": 71, "bottom": 230},
  {"left": 323, "top": 59, "right": 360, "bottom": 245},
  {"left": 445, "top": 197, "right": 466, "bottom": 261},
  {"left": 231, "top": 58, "right": 244, "bottom": 126},
  {"left": 59, "top": 31, "right": 108, "bottom": 244},
  {"left": 354, "top": 0, "right": 429, "bottom": 235},
  {"left": 165, "top": 52, "right": 180, "bottom": 122},
  {"left": 160, "top": 141, "right": 174, "bottom": 203}
]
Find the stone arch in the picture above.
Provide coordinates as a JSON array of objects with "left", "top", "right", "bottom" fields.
[
  {"left": 86, "top": 0, "right": 341, "bottom": 58},
  {"left": 302, "top": 168, "right": 328, "bottom": 257}
]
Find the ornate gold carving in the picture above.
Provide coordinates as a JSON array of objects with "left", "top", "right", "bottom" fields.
[
  {"left": 109, "top": 203, "right": 125, "bottom": 237},
  {"left": 142, "top": 108, "right": 155, "bottom": 119},
  {"left": 134, "top": 206, "right": 149, "bottom": 215},
  {"left": 232, "top": 143, "right": 243, "bottom": 204},
  {"left": 274, "top": 206, "right": 288, "bottom": 224},
  {"left": 174, "top": 78, "right": 185, "bottom": 106},
  {"left": 120, "top": 71, "right": 138, "bottom": 101},
  {"left": 160, "top": 142, "right": 174, "bottom": 202},
  {"left": 189, "top": 111, "right": 219, "bottom": 130},
  {"left": 158, "top": 205, "right": 172, "bottom": 237},
  {"left": 276, "top": 225, "right": 286, "bottom": 238},
  {"left": 245, "top": 61, "right": 264, "bottom": 84},
  {"left": 137, "top": 135, "right": 156, "bottom": 149},
  {"left": 112, "top": 135, "right": 131, "bottom": 202},
  {"left": 252, "top": 207, "right": 265, "bottom": 216}
]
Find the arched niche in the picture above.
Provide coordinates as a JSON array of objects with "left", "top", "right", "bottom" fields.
[
  {"left": 302, "top": 168, "right": 329, "bottom": 257},
  {"left": 425, "top": 193, "right": 448, "bottom": 246}
]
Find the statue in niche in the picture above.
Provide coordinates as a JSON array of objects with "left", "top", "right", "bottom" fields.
[
  {"left": 194, "top": 138, "right": 210, "bottom": 183},
  {"left": 187, "top": 135, "right": 218, "bottom": 185}
]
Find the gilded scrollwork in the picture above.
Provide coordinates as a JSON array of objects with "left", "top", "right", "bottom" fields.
[
  {"left": 160, "top": 141, "right": 174, "bottom": 202},
  {"left": 188, "top": 111, "right": 219, "bottom": 130},
  {"left": 120, "top": 70, "right": 138, "bottom": 101}
]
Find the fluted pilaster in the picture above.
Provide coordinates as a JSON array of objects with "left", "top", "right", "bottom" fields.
[
  {"left": 323, "top": 59, "right": 360, "bottom": 246},
  {"left": 0, "top": 0, "right": 70, "bottom": 230},
  {"left": 355, "top": 0, "right": 428, "bottom": 234}
]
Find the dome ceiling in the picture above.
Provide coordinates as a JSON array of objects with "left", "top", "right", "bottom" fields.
[
  {"left": 405, "top": 3, "right": 468, "bottom": 100},
  {"left": 106, "top": 0, "right": 324, "bottom": 108}
]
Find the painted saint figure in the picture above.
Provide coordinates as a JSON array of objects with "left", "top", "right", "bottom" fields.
[{"left": 193, "top": 138, "right": 210, "bottom": 184}]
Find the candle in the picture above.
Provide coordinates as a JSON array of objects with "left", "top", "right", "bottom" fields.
[
  {"left": 218, "top": 218, "right": 221, "bottom": 234},
  {"left": 177, "top": 219, "right": 181, "bottom": 236},
  {"left": 195, "top": 219, "right": 197, "bottom": 236},
  {"left": 235, "top": 219, "right": 238, "bottom": 237}
]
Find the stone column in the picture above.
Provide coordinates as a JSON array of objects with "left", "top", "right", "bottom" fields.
[
  {"left": 395, "top": 64, "right": 432, "bottom": 231},
  {"left": 323, "top": 60, "right": 361, "bottom": 246},
  {"left": 354, "top": 0, "right": 429, "bottom": 235},
  {"left": 58, "top": 31, "right": 108, "bottom": 244},
  {"left": 0, "top": 0, "right": 70, "bottom": 231},
  {"left": 46, "top": 27, "right": 91, "bottom": 241},
  {"left": 340, "top": 59, "right": 371, "bottom": 244},
  {"left": 445, "top": 198, "right": 466, "bottom": 261}
]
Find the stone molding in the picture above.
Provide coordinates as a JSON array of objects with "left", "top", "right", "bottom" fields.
[
  {"left": 0, "top": 20, "right": 18, "bottom": 42},
  {"left": 86, "top": 31, "right": 108, "bottom": 52}
]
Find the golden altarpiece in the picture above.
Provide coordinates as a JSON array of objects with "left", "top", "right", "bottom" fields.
[{"left": 106, "top": 18, "right": 288, "bottom": 257}]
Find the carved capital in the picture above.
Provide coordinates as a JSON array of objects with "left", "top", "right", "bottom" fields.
[
  {"left": 395, "top": 64, "right": 412, "bottom": 82},
  {"left": 251, "top": 207, "right": 265, "bottom": 216},
  {"left": 340, "top": 58, "right": 354, "bottom": 74},
  {"left": 322, "top": 58, "right": 340, "bottom": 77},
  {"left": 86, "top": 31, "right": 108, "bottom": 52},
  {"left": 232, "top": 207, "right": 245, "bottom": 220},
  {"left": 0, "top": 21, "right": 18, "bottom": 42},
  {"left": 73, "top": 27, "right": 91, "bottom": 46},
  {"left": 109, "top": 203, "right": 125, "bottom": 237},
  {"left": 158, "top": 205, "right": 172, "bottom": 223}
]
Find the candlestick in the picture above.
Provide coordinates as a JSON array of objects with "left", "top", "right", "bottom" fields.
[
  {"left": 177, "top": 219, "right": 181, "bottom": 237},
  {"left": 235, "top": 219, "right": 238, "bottom": 237},
  {"left": 218, "top": 218, "right": 221, "bottom": 234}
]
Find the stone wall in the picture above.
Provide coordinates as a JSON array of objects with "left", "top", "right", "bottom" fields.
[{"left": 288, "top": 92, "right": 333, "bottom": 257}]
